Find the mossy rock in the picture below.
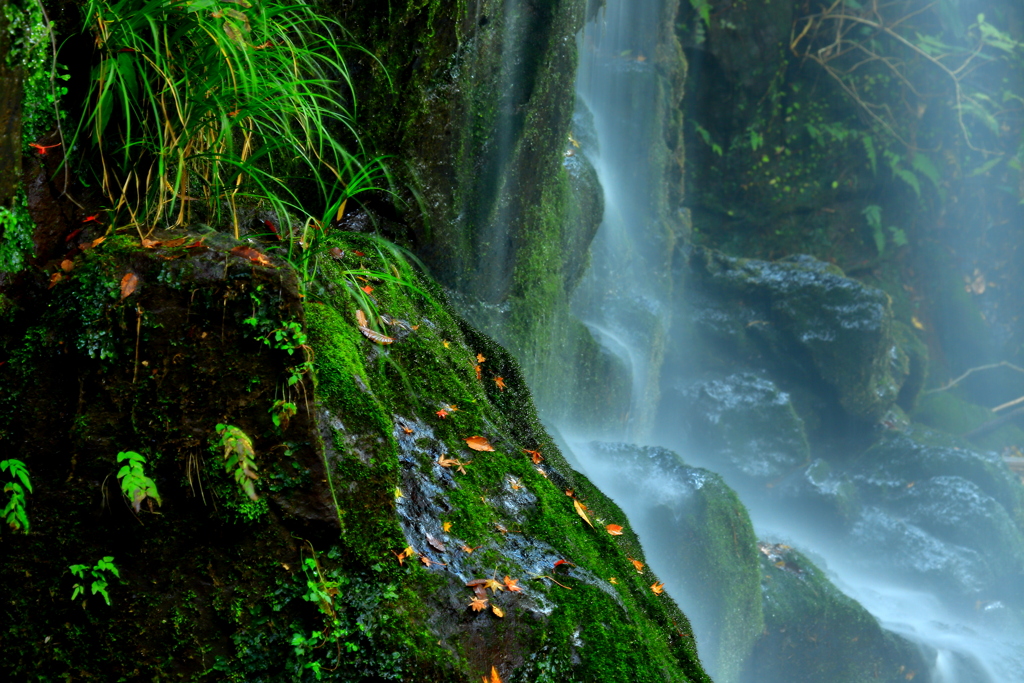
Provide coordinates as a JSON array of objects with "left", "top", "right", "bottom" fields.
[
  {"left": 913, "top": 391, "right": 1024, "bottom": 452},
  {"left": 575, "top": 442, "right": 763, "bottom": 683},
  {"left": 0, "top": 231, "right": 711, "bottom": 682},
  {"left": 742, "top": 543, "right": 934, "bottom": 683},
  {"left": 684, "top": 247, "right": 907, "bottom": 422}
]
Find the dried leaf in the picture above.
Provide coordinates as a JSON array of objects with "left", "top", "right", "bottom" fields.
[
  {"left": 464, "top": 436, "right": 495, "bottom": 452},
  {"left": 476, "top": 353, "right": 486, "bottom": 363},
  {"left": 650, "top": 582, "right": 665, "bottom": 595},
  {"left": 361, "top": 285, "right": 374, "bottom": 294},
  {"left": 606, "top": 524, "right": 624, "bottom": 536},
  {"left": 573, "top": 499, "right": 594, "bottom": 528},
  {"left": 48, "top": 272, "right": 62, "bottom": 289},
  {"left": 491, "top": 605, "right": 505, "bottom": 618},
  {"left": 494, "top": 376, "right": 505, "bottom": 391},
  {"left": 60, "top": 259, "right": 74, "bottom": 273},
  {"left": 629, "top": 557, "right": 645, "bottom": 573},
  {"left": 359, "top": 326, "right": 395, "bottom": 344},
  {"left": 120, "top": 272, "right": 139, "bottom": 299},
  {"left": 436, "top": 409, "right": 449, "bottom": 419},
  {"left": 503, "top": 576, "right": 522, "bottom": 592},
  {"left": 87, "top": 236, "right": 106, "bottom": 249},
  {"left": 426, "top": 534, "right": 446, "bottom": 552},
  {"left": 524, "top": 449, "right": 543, "bottom": 464},
  {"left": 230, "top": 245, "right": 272, "bottom": 266},
  {"left": 438, "top": 455, "right": 467, "bottom": 474},
  {"left": 469, "top": 596, "right": 488, "bottom": 612},
  {"left": 443, "top": 521, "right": 452, "bottom": 533},
  {"left": 419, "top": 555, "right": 434, "bottom": 567},
  {"left": 509, "top": 477, "right": 522, "bottom": 491},
  {"left": 610, "top": 577, "right": 618, "bottom": 584},
  {"left": 474, "top": 364, "right": 482, "bottom": 380},
  {"left": 484, "top": 578, "right": 504, "bottom": 593},
  {"left": 402, "top": 426, "right": 414, "bottom": 435},
  {"left": 356, "top": 309, "right": 368, "bottom": 327},
  {"left": 162, "top": 237, "right": 187, "bottom": 247},
  {"left": 461, "top": 544, "right": 476, "bottom": 554},
  {"left": 141, "top": 238, "right": 161, "bottom": 248},
  {"left": 442, "top": 340, "right": 451, "bottom": 348},
  {"left": 553, "top": 559, "right": 572, "bottom": 569}
]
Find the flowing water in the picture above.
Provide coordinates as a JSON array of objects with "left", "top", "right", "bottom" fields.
[{"left": 516, "top": 1, "right": 1024, "bottom": 681}]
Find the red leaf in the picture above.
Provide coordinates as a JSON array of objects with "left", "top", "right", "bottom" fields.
[
  {"left": 230, "top": 245, "right": 273, "bottom": 266},
  {"left": 606, "top": 524, "right": 624, "bottom": 536}
]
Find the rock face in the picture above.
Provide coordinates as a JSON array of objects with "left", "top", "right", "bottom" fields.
[
  {"left": 680, "top": 247, "right": 912, "bottom": 423},
  {"left": 0, "top": 233, "right": 710, "bottom": 682}
]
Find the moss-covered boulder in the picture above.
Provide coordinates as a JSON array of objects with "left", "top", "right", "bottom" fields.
[
  {"left": 0, "top": 230, "right": 711, "bottom": 682},
  {"left": 743, "top": 543, "right": 934, "bottom": 683},
  {"left": 682, "top": 247, "right": 909, "bottom": 422},
  {"left": 576, "top": 442, "right": 763, "bottom": 683}
]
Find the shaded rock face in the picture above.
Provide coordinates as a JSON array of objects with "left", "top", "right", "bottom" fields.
[
  {"left": 0, "top": 234, "right": 711, "bottom": 682},
  {"left": 678, "top": 247, "right": 910, "bottom": 424}
]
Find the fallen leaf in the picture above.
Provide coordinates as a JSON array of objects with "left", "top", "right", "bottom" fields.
[
  {"left": 466, "top": 579, "right": 489, "bottom": 595},
  {"left": 48, "top": 272, "right": 62, "bottom": 289},
  {"left": 329, "top": 247, "right": 345, "bottom": 260},
  {"left": 440, "top": 339, "right": 450, "bottom": 349},
  {"left": 464, "top": 436, "right": 495, "bottom": 452},
  {"left": 184, "top": 238, "right": 206, "bottom": 249},
  {"left": 553, "top": 559, "right": 571, "bottom": 569},
  {"left": 402, "top": 426, "right": 414, "bottom": 435},
  {"left": 419, "top": 555, "right": 434, "bottom": 567},
  {"left": 438, "top": 455, "right": 467, "bottom": 474},
  {"left": 911, "top": 316, "right": 925, "bottom": 330},
  {"left": 509, "top": 477, "right": 522, "bottom": 491},
  {"left": 395, "top": 487, "right": 403, "bottom": 500},
  {"left": 356, "top": 309, "right": 368, "bottom": 327},
  {"left": 426, "top": 534, "right": 446, "bottom": 552},
  {"left": 491, "top": 605, "right": 504, "bottom": 618},
  {"left": 469, "top": 596, "right": 488, "bottom": 612},
  {"left": 87, "top": 236, "right": 106, "bottom": 249},
  {"left": 229, "top": 245, "right": 273, "bottom": 266},
  {"left": 484, "top": 666, "right": 502, "bottom": 683},
  {"left": 573, "top": 499, "right": 594, "bottom": 528},
  {"left": 361, "top": 285, "right": 374, "bottom": 294},
  {"left": 120, "top": 272, "right": 139, "bottom": 299},
  {"left": 536, "top": 467, "right": 548, "bottom": 478},
  {"left": 494, "top": 522, "right": 507, "bottom": 534},
  {"left": 141, "top": 238, "right": 162, "bottom": 248},
  {"left": 494, "top": 376, "right": 505, "bottom": 391},
  {"left": 352, "top": 250, "right": 365, "bottom": 257},
  {"left": 606, "top": 524, "right": 624, "bottom": 536},
  {"left": 359, "top": 326, "right": 395, "bottom": 344},
  {"left": 60, "top": 259, "right": 73, "bottom": 273},
  {"left": 474, "top": 364, "right": 482, "bottom": 380},
  {"left": 162, "top": 237, "right": 187, "bottom": 247},
  {"left": 436, "top": 409, "right": 449, "bottom": 419},
  {"left": 447, "top": 404, "right": 458, "bottom": 412},
  {"left": 483, "top": 578, "right": 504, "bottom": 593},
  {"left": 610, "top": 577, "right": 618, "bottom": 584},
  {"left": 524, "top": 449, "right": 543, "bottom": 464},
  {"left": 651, "top": 582, "right": 665, "bottom": 595},
  {"left": 443, "top": 521, "right": 453, "bottom": 533},
  {"left": 503, "top": 576, "right": 522, "bottom": 592},
  {"left": 476, "top": 353, "right": 486, "bottom": 363},
  {"left": 629, "top": 557, "right": 645, "bottom": 573},
  {"left": 461, "top": 545, "right": 476, "bottom": 554},
  {"left": 565, "top": 489, "right": 574, "bottom": 497}
]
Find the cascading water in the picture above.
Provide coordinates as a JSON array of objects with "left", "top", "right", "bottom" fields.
[{"left": 515, "top": 1, "right": 1024, "bottom": 682}]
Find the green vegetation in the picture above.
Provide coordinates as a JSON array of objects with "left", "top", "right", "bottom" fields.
[
  {"left": 215, "top": 423, "right": 260, "bottom": 501},
  {"left": 74, "top": 0, "right": 387, "bottom": 237},
  {"left": 69, "top": 556, "right": 120, "bottom": 607},
  {"left": 115, "top": 450, "right": 162, "bottom": 512},
  {"left": 1, "top": 459, "right": 32, "bottom": 533}
]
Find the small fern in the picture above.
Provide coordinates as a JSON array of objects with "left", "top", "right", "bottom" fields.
[
  {"left": 116, "top": 451, "right": 162, "bottom": 512},
  {"left": 1, "top": 459, "right": 32, "bottom": 532},
  {"left": 216, "top": 424, "right": 259, "bottom": 500}
]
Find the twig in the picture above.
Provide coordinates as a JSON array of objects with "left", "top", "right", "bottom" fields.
[{"left": 923, "top": 361, "right": 1024, "bottom": 395}]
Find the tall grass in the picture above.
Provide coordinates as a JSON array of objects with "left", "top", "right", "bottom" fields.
[{"left": 77, "top": 0, "right": 388, "bottom": 237}]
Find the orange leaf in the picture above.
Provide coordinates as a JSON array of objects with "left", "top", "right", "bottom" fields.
[
  {"left": 651, "top": 582, "right": 665, "bottom": 595},
  {"left": 610, "top": 577, "right": 618, "bottom": 584},
  {"left": 629, "top": 557, "right": 645, "bottom": 573},
  {"left": 573, "top": 499, "right": 594, "bottom": 528},
  {"left": 60, "top": 259, "right": 74, "bottom": 273},
  {"left": 474, "top": 364, "right": 482, "bottom": 380},
  {"left": 461, "top": 544, "right": 476, "bottom": 554},
  {"left": 476, "top": 353, "right": 486, "bottom": 363},
  {"left": 436, "top": 409, "right": 449, "bottom": 419},
  {"left": 524, "top": 449, "right": 543, "bottom": 464},
  {"left": 141, "top": 238, "right": 161, "bottom": 248},
  {"left": 503, "top": 576, "right": 522, "bottom": 592},
  {"left": 356, "top": 309, "right": 368, "bottom": 327},
  {"left": 230, "top": 245, "right": 273, "bottom": 266},
  {"left": 162, "top": 237, "right": 187, "bottom": 247},
  {"left": 464, "top": 436, "right": 495, "bottom": 452},
  {"left": 491, "top": 604, "right": 505, "bottom": 618},
  {"left": 47, "top": 272, "right": 62, "bottom": 289},
  {"left": 469, "top": 596, "right": 488, "bottom": 612},
  {"left": 484, "top": 666, "right": 502, "bottom": 683},
  {"left": 87, "top": 236, "right": 106, "bottom": 249},
  {"left": 361, "top": 285, "right": 374, "bottom": 294},
  {"left": 419, "top": 555, "right": 434, "bottom": 567},
  {"left": 120, "top": 272, "right": 139, "bottom": 299},
  {"left": 402, "top": 426, "right": 414, "bottom": 435},
  {"left": 606, "top": 524, "right": 624, "bottom": 536},
  {"left": 484, "top": 578, "right": 504, "bottom": 593},
  {"left": 494, "top": 376, "right": 505, "bottom": 391}
]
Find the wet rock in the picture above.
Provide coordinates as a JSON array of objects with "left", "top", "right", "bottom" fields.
[
  {"left": 744, "top": 543, "right": 934, "bottom": 683},
  {"left": 684, "top": 247, "right": 908, "bottom": 422}
]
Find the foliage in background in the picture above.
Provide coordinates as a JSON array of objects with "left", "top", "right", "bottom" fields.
[
  {"left": 1, "top": 458, "right": 32, "bottom": 532},
  {"left": 76, "top": 0, "right": 389, "bottom": 237},
  {"left": 69, "top": 556, "right": 120, "bottom": 606},
  {"left": 115, "top": 450, "right": 162, "bottom": 512},
  {"left": 215, "top": 423, "right": 259, "bottom": 500}
]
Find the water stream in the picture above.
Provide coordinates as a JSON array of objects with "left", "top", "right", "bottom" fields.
[{"left": 523, "top": 1, "right": 1024, "bottom": 681}]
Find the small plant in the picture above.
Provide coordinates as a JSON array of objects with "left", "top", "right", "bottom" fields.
[
  {"left": 270, "top": 399, "right": 298, "bottom": 430},
  {"left": 291, "top": 545, "right": 360, "bottom": 679},
  {"left": 216, "top": 424, "right": 259, "bottom": 500},
  {"left": 115, "top": 451, "right": 162, "bottom": 512},
  {"left": 1, "top": 459, "right": 32, "bottom": 533},
  {"left": 69, "top": 556, "right": 120, "bottom": 606}
]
